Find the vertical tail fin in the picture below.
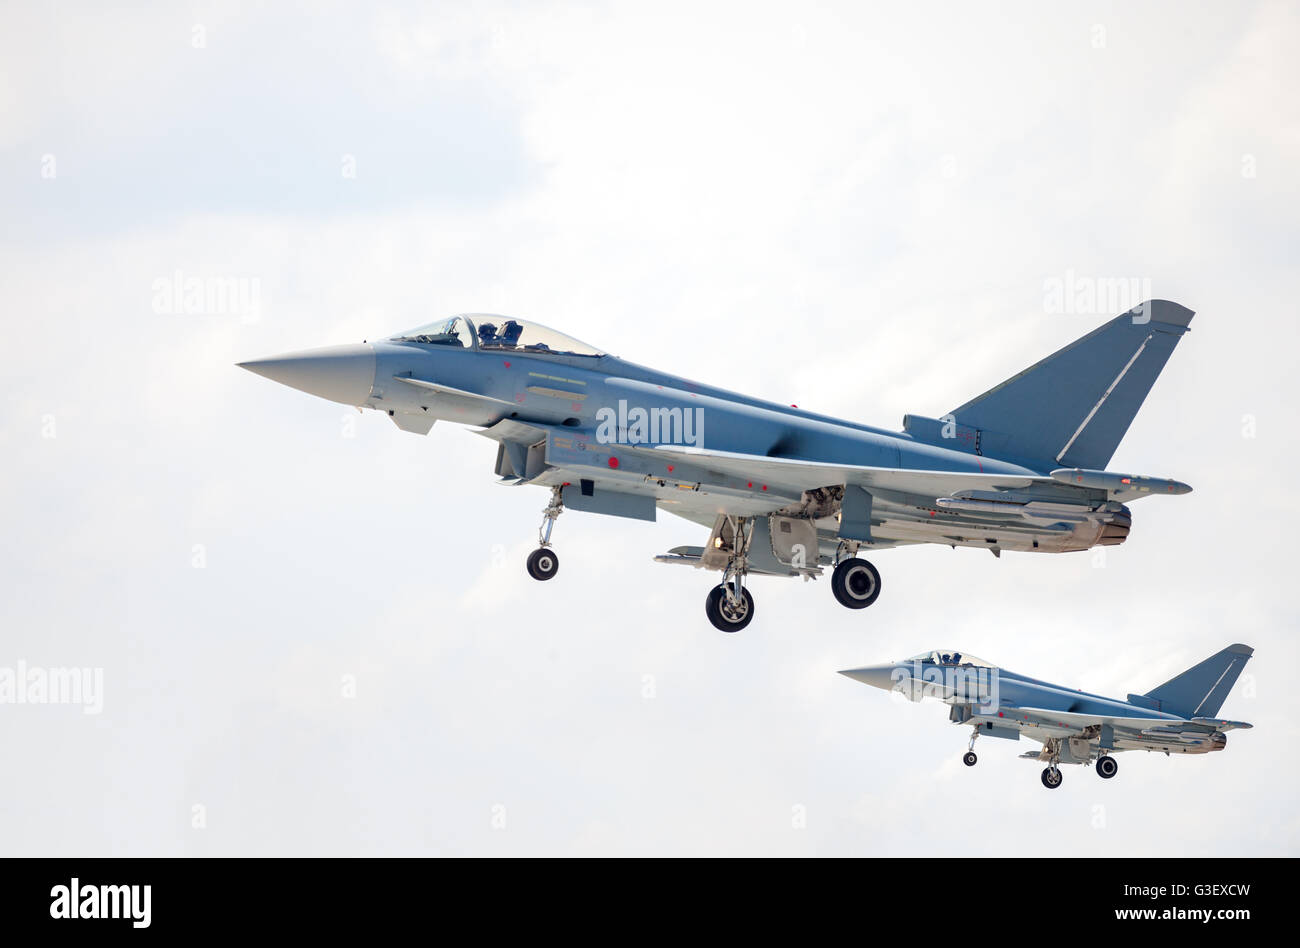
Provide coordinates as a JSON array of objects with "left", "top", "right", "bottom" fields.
[
  {"left": 949, "top": 300, "right": 1194, "bottom": 470},
  {"left": 1139, "top": 644, "right": 1254, "bottom": 719}
]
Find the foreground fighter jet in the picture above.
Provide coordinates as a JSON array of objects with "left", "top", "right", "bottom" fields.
[
  {"left": 841, "top": 645, "right": 1254, "bottom": 788},
  {"left": 238, "top": 300, "right": 1194, "bottom": 631}
]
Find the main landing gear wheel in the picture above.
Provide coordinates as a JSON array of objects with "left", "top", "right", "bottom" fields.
[
  {"left": 962, "top": 751, "right": 978, "bottom": 767},
  {"left": 1096, "top": 756, "right": 1118, "bottom": 779},
  {"left": 831, "top": 558, "right": 881, "bottom": 609},
  {"left": 1041, "top": 766, "right": 1063, "bottom": 789},
  {"left": 526, "top": 548, "right": 559, "bottom": 581},
  {"left": 705, "top": 584, "right": 755, "bottom": 633}
]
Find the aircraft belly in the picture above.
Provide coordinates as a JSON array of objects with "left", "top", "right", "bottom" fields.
[
  {"left": 500, "top": 422, "right": 1130, "bottom": 556},
  {"left": 655, "top": 491, "right": 781, "bottom": 521},
  {"left": 534, "top": 466, "right": 783, "bottom": 521},
  {"left": 992, "top": 725, "right": 1226, "bottom": 757},
  {"left": 971, "top": 714, "right": 1079, "bottom": 740}
]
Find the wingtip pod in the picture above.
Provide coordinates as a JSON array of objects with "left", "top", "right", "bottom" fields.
[
  {"left": 1049, "top": 468, "right": 1193, "bottom": 495},
  {"left": 1191, "top": 717, "right": 1253, "bottom": 730}
]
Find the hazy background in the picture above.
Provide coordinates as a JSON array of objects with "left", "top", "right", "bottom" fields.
[{"left": 2, "top": 0, "right": 1297, "bottom": 855}]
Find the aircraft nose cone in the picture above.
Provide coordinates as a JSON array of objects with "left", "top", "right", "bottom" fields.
[
  {"left": 838, "top": 665, "right": 901, "bottom": 691},
  {"left": 238, "top": 343, "right": 376, "bottom": 406}
]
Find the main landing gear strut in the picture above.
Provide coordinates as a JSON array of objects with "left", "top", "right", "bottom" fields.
[
  {"left": 1040, "top": 739, "right": 1064, "bottom": 789},
  {"left": 705, "top": 517, "right": 756, "bottom": 633},
  {"left": 526, "top": 487, "right": 563, "bottom": 581}
]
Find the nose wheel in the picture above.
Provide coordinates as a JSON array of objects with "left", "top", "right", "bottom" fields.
[
  {"left": 1040, "top": 766, "right": 1063, "bottom": 789},
  {"left": 527, "top": 548, "right": 559, "bottom": 581},
  {"left": 962, "top": 751, "right": 978, "bottom": 767},
  {"left": 527, "top": 487, "right": 563, "bottom": 582}
]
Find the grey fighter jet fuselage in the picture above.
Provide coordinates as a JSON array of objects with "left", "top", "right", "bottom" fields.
[
  {"left": 239, "top": 301, "right": 1196, "bottom": 631},
  {"left": 841, "top": 645, "right": 1254, "bottom": 788}
]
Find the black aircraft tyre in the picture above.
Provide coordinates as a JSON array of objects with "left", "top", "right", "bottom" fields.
[
  {"left": 1096, "top": 755, "right": 1118, "bottom": 779},
  {"left": 1041, "top": 766, "right": 1063, "bottom": 789},
  {"left": 963, "top": 751, "right": 978, "bottom": 767},
  {"left": 831, "top": 558, "right": 882, "bottom": 609},
  {"left": 526, "top": 548, "right": 559, "bottom": 581},
  {"left": 705, "top": 584, "right": 755, "bottom": 633}
]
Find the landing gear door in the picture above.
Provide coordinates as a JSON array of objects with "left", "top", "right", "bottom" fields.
[{"left": 769, "top": 516, "right": 818, "bottom": 571}]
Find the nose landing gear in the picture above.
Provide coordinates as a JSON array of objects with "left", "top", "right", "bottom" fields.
[
  {"left": 526, "top": 487, "right": 563, "bottom": 582},
  {"left": 963, "top": 726, "right": 979, "bottom": 766}
]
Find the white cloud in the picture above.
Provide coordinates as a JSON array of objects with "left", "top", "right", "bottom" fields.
[{"left": 1, "top": 0, "right": 1296, "bottom": 856}]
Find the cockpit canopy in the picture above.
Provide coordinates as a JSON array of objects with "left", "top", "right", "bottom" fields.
[
  {"left": 391, "top": 314, "right": 604, "bottom": 357},
  {"left": 903, "top": 650, "right": 993, "bottom": 668}
]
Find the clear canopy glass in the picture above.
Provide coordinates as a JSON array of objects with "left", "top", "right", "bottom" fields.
[
  {"left": 903, "top": 650, "right": 993, "bottom": 668},
  {"left": 391, "top": 315, "right": 603, "bottom": 357},
  {"left": 391, "top": 316, "right": 475, "bottom": 348}
]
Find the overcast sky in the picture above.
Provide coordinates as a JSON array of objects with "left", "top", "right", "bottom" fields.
[{"left": 2, "top": 0, "right": 1297, "bottom": 856}]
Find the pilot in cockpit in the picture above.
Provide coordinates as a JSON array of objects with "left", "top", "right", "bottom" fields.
[{"left": 500, "top": 320, "right": 524, "bottom": 347}]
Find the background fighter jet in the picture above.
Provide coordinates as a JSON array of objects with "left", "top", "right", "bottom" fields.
[
  {"left": 841, "top": 645, "right": 1254, "bottom": 789},
  {"left": 239, "top": 300, "right": 1195, "bottom": 631}
]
